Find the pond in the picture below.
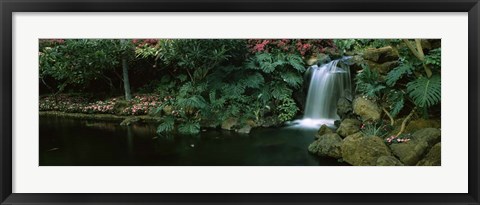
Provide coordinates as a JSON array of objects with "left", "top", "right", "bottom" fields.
[{"left": 40, "top": 116, "right": 346, "bottom": 166}]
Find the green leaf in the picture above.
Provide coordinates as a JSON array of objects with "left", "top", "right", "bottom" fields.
[
  {"left": 280, "top": 71, "right": 303, "bottom": 88},
  {"left": 156, "top": 116, "right": 175, "bottom": 134},
  {"left": 407, "top": 75, "right": 441, "bottom": 108},
  {"left": 178, "top": 121, "right": 200, "bottom": 135},
  {"left": 386, "top": 62, "right": 412, "bottom": 86}
]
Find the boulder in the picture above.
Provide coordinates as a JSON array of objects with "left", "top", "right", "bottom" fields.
[
  {"left": 405, "top": 119, "right": 441, "bottom": 133},
  {"left": 417, "top": 143, "right": 441, "bottom": 166},
  {"left": 221, "top": 118, "right": 238, "bottom": 130},
  {"left": 390, "top": 128, "right": 441, "bottom": 165},
  {"left": 353, "top": 97, "right": 381, "bottom": 121},
  {"left": 362, "top": 46, "right": 398, "bottom": 63},
  {"left": 237, "top": 125, "right": 252, "bottom": 134},
  {"left": 366, "top": 60, "right": 398, "bottom": 74},
  {"left": 337, "top": 118, "right": 361, "bottom": 138},
  {"left": 413, "top": 128, "right": 441, "bottom": 147},
  {"left": 308, "top": 133, "right": 343, "bottom": 159},
  {"left": 316, "top": 124, "right": 334, "bottom": 139},
  {"left": 376, "top": 156, "right": 404, "bottom": 166},
  {"left": 341, "top": 134, "right": 391, "bottom": 166},
  {"left": 337, "top": 97, "right": 353, "bottom": 120}
]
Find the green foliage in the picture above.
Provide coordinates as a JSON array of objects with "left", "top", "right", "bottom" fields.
[
  {"left": 386, "top": 91, "right": 404, "bottom": 117},
  {"left": 407, "top": 75, "right": 441, "bottom": 108},
  {"left": 355, "top": 65, "right": 385, "bottom": 99},
  {"left": 178, "top": 120, "right": 201, "bottom": 135},
  {"left": 277, "top": 97, "right": 299, "bottom": 121},
  {"left": 360, "top": 120, "right": 392, "bottom": 138},
  {"left": 424, "top": 48, "right": 441, "bottom": 68},
  {"left": 156, "top": 116, "right": 175, "bottom": 134},
  {"left": 386, "top": 58, "right": 413, "bottom": 86},
  {"left": 39, "top": 39, "right": 128, "bottom": 91}
]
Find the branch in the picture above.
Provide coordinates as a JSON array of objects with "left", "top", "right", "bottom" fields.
[
  {"left": 395, "top": 107, "right": 416, "bottom": 137},
  {"left": 383, "top": 107, "right": 394, "bottom": 126},
  {"left": 403, "top": 39, "right": 423, "bottom": 60}
]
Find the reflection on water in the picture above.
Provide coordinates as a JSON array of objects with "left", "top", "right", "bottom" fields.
[{"left": 40, "top": 116, "right": 345, "bottom": 166}]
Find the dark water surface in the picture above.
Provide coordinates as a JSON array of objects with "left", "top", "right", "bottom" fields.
[{"left": 40, "top": 116, "right": 344, "bottom": 166}]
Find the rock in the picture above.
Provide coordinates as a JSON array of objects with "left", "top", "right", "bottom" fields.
[
  {"left": 237, "top": 125, "right": 252, "bottom": 134},
  {"left": 412, "top": 128, "right": 441, "bottom": 147},
  {"left": 362, "top": 46, "right": 398, "bottom": 63},
  {"left": 390, "top": 141, "right": 428, "bottom": 166},
  {"left": 405, "top": 119, "right": 441, "bottom": 135},
  {"left": 390, "top": 128, "right": 441, "bottom": 165},
  {"left": 221, "top": 118, "right": 238, "bottom": 130},
  {"left": 260, "top": 116, "right": 282, "bottom": 128},
  {"left": 341, "top": 135, "right": 391, "bottom": 166},
  {"left": 353, "top": 97, "right": 381, "bottom": 121},
  {"left": 376, "top": 156, "right": 404, "bottom": 166},
  {"left": 337, "top": 97, "right": 353, "bottom": 120},
  {"left": 417, "top": 143, "right": 441, "bottom": 166},
  {"left": 337, "top": 119, "right": 361, "bottom": 138},
  {"left": 366, "top": 60, "right": 398, "bottom": 74},
  {"left": 162, "top": 105, "right": 173, "bottom": 115},
  {"left": 308, "top": 133, "right": 343, "bottom": 159},
  {"left": 316, "top": 124, "right": 334, "bottom": 139},
  {"left": 200, "top": 119, "right": 219, "bottom": 128}
]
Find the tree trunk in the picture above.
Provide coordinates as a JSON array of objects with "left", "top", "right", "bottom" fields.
[{"left": 122, "top": 57, "right": 132, "bottom": 101}]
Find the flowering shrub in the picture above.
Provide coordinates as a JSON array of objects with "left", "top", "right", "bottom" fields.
[
  {"left": 247, "top": 39, "right": 337, "bottom": 57},
  {"left": 122, "top": 95, "right": 161, "bottom": 115}
]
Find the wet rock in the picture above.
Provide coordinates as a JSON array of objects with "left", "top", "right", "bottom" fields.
[
  {"left": 308, "top": 133, "right": 343, "bottom": 159},
  {"left": 417, "top": 143, "right": 441, "bottom": 166},
  {"left": 353, "top": 97, "right": 381, "bottom": 121},
  {"left": 315, "top": 124, "right": 334, "bottom": 139},
  {"left": 221, "top": 118, "right": 238, "bottom": 130},
  {"left": 237, "top": 125, "right": 252, "bottom": 134},
  {"left": 337, "top": 119, "right": 361, "bottom": 138},
  {"left": 337, "top": 97, "right": 353, "bottom": 120},
  {"left": 390, "top": 128, "right": 441, "bottom": 165},
  {"left": 341, "top": 135, "right": 391, "bottom": 166},
  {"left": 376, "top": 156, "right": 404, "bottom": 166},
  {"left": 362, "top": 46, "right": 398, "bottom": 63}
]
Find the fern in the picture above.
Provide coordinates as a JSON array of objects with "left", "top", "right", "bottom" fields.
[
  {"left": 279, "top": 71, "right": 303, "bottom": 88},
  {"left": 178, "top": 120, "right": 200, "bottom": 135},
  {"left": 156, "top": 116, "right": 175, "bottom": 134},
  {"left": 286, "top": 54, "right": 306, "bottom": 72},
  {"left": 177, "top": 95, "right": 207, "bottom": 109},
  {"left": 386, "top": 61, "right": 413, "bottom": 86},
  {"left": 355, "top": 65, "right": 385, "bottom": 98},
  {"left": 240, "top": 73, "right": 264, "bottom": 89},
  {"left": 407, "top": 75, "right": 441, "bottom": 108},
  {"left": 387, "top": 91, "right": 404, "bottom": 117}
]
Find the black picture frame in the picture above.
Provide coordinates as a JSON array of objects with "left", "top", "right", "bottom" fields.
[{"left": 1, "top": 0, "right": 479, "bottom": 204}]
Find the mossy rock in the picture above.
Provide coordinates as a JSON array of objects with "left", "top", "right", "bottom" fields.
[
  {"left": 376, "top": 156, "right": 404, "bottom": 166},
  {"left": 316, "top": 124, "right": 334, "bottom": 139},
  {"left": 337, "top": 118, "right": 361, "bottom": 138},
  {"left": 341, "top": 133, "right": 391, "bottom": 166},
  {"left": 417, "top": 143, "right": 441, "bottom": 166},
  {"left": 308, "top": 133, "right": 343, "bottom": 159}
]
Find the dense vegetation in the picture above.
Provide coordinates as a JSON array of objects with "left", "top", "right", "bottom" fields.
[{"left": 39, "top": 39, "right": 441, "bottom": 138}]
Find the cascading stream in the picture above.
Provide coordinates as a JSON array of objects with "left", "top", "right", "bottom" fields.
[{"left": 296, "top": 57, "right": 352, "bottom": 128}]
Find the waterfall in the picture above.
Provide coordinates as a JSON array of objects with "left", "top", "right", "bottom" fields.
[{"left": 297, "top": 57, "right": 352, "bottom": 128}]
